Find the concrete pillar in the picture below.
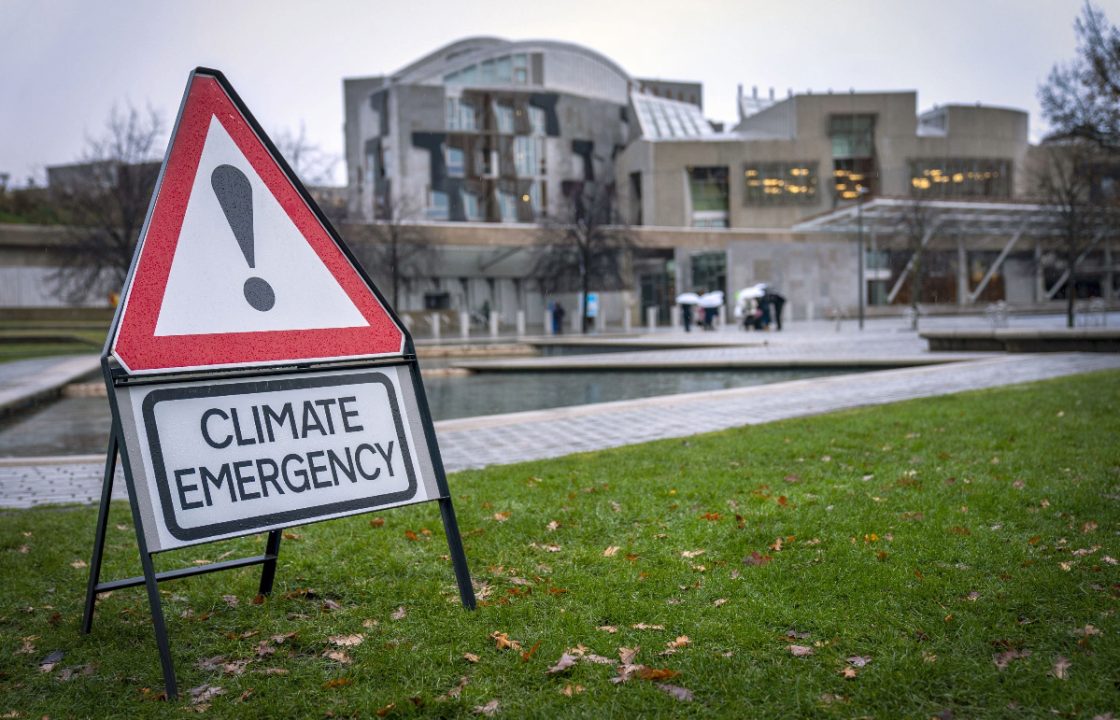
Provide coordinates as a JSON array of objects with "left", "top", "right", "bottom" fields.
[
  {"left": 646, "top": 306, "right": 658, "bottom": 331},
  {"left": 572, "top": 308, "right": 581, "bottom": 333},
  {"left": 429, "top": 313, "right": 441, "bottom": 340},
  {"left": 1035, "top": 239, "right": 1046, "bottom": 303},
  {"left": 622, "top": 305, "right": 632, "bottom": 333},
  {"left": 670, "top": 305, "right": 680, "bottom": 328},
  {"left": 459, "top": 311, "right": 470, "bottom": 339},
  {"left": 488, "top": 311, "right": 498, "bottom": 338},
  {"left": 806, "top": 302, "right": 815, "bottom": 321},
  {"left": 957, "top": 236, "right": 968, "bottom": 305},
  {"left": 718, "top": 306, "right": 727, "bottom": 328},
  {"left": 544, "top": 308, "right": 554, "bottom": 335},
  {"left": 516, "top": 310, "right": 526, "bottom": 336}
]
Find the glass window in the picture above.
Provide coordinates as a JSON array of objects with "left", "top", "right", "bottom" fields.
[
  {"left": 494, "top": 103, "right": 514, "bottom": 133},
  {"left": 514, "top": 136, "right": 543, "bottom": 177},
  {"left": 833, "top": 158, "right": 877, "bottom": 199},
  {"left": 525, "top": 181, "right": 542, "bottom": 214},
  {"left": 446, "top": 147, "right": 465, "bottom": 177},
  {"left": 480, "top": 59, "right": 496, "bottom": 84},
  {"left": 829, "top": 114, "right": 875, "bottom": 158},
  {"left": 743, "top": 162, "right": 818, "bottom": 205},
  {"left": 909, "top": 158, "right": 1011, "bottom": 198},
  {"left": 691, "top": 252, "right": 726, "bottom": 292},
  {"left": 427, "top": 190, "right": 449, "bottom": 220},
  {"left": 461, "top": 190, "right": 483, "bottom": 220},
  {"left": 528, "top": 106, "right": 546, "bottom": 136},
  {"left": 688, "top": 166, "right": 729, "bottom": 213},
  {"left": 512, "top": 54, "right": 529, "bottom": 84},
  {"left": 495, "top": 56, "right": 512, "bottom": 83},
  {"left": 445, "top": 98, "right": 476, "bottom": 131},
  {"left": 498, "top": 190, "right": 519, "bottom": 222}
]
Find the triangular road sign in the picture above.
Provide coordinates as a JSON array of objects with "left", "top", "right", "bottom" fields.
[{"left": 111, "top": 68, "right": 405, "bottom": 375}]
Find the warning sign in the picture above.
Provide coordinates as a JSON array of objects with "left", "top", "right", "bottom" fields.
[
  {"left": 116, "top": 366, "right": 438, "bottom": 552},
  {"left": 110, "top": 71, "right": 404, "bottom": 375},
  {"left": 86, "top": 69, "right": 474, "bottom": 700}
]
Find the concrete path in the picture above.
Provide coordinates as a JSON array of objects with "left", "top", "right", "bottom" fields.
[
  {"left": 0, "top": 354, "right": 100, "bottom": 417},
  {"left": 2, "top": 351, "right": 1117, "bottom": 508}
]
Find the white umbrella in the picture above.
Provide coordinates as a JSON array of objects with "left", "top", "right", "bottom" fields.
[
  {"left": 698, "top": 291, "right": 724, "bottom": 308},
  {"left": 737, "top": 287, "right": 765, "bottom": 301},
  {"left": 675, "top": 292, "right": 701, "bottom": 305}
]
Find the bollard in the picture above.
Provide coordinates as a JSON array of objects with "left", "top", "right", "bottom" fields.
[
  {"left": 572, "top": 309, "right": 580, "bottom": 333},
  {"left": 646, "top": 306, "right": 657, "bottom": 331},
  {"left": 430, "top": 312, "right": 441, "bottom": 340},
  {"left": 717, "top": 306, "right": 726, "bottom": 329},
  {"left": 806, "top": 302, "right": 815, "bottom": 321},
  {"left": 489, "top": 311, "right": 499, "bottom": 338},
  {"left": 459, "top": 311, "right": 470, "bottom": 339},
  {"left": 622, "top": 306, "right": 632, "bottom": 333},
  {"left": 403, "top": 315, "right": 414, "bottom": 333},
  {"left": 670, "top": 305, "right": 680, "bottom": 328},
  {"left": 516, "top": 310, "right": 526, "bottom": 336},
  {"left": 544, "top": 308, "right": 554, "bottom": 336}
]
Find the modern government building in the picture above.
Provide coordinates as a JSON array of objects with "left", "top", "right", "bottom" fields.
[
  {"left": 336, "top": 36, "right": 1115, "bottom": 330},
  {"left": 5, "top": 36, "right": 1113, "bottom": 324}
]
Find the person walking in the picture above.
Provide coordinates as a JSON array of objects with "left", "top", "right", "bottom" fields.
[
  {"left": 681, "top": 302, "right": 694, "bottom": 332},
  {"left": 554, "top": 301, "right": 566, "bottom": 335}
]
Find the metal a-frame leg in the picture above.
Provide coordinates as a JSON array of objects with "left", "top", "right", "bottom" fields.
[
  {"left": 438, "top": 497, "right": 476, "bottom": 610},
  {"left": 81, "top": 432, "right": 119, "bottom": 634},
  {"left": 257, "top": 530, "right": 283, "bottom": 596}
]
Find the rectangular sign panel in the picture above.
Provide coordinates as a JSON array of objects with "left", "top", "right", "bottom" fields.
[{"left": 115, "top": 365, "right": 439, "bottom": 551}]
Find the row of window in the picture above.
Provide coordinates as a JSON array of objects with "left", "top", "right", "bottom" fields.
[
  {"left": 445, "top": 98, "right": 547, "bottom": 135},
  {"left": 444, "top": 53, "right": 531, "bottom": 86},
  {"left": 736, "top": 158, "right": 1011, "bottom": 205},
  {"left": 428, "top": 183, "right": 543, "bottom": 222},
  {"left": 443, "top": 137, "right": 546, "bottom": 179}
]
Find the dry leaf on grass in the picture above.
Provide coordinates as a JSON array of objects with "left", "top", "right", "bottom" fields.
[
  {"left": 1051, "top": 655, "right": 1071, "bottom": 680},
  {"left": 473, "top": 699, "right": 500, "bottom": 716},
  {"left": 391, "top": 606, "right": 407, "bottom": 621},
  {"left": 437, "top": 676, "right": 469, "bottom": 701},
  {"left": 657, "top": 684, "right": 694, "bottom": 702},
  {"left": 603, "top": 546, "right": 620, "bottom": 557},
  {"left": 70, "top": 560, "right": 87, "bottom": 569},
  {"left": 189, "top": 684, "right": 225, "bottom": 705},
  {"left": 632, "top": 623, "right": 665, "bottom": 630},
  {"left": 38, "top": 650, "right": 64, "bottom": 673},
  {"left": 680, "top": 550, "right": 705, "bottom": 559},
  {"left": 463, "top": 652, "right": 480, "bottom": 663},
  {"left": 993, "top": 648, "right": 1031, "bottom": 670},
  {"left": 597, "top": 625, "right": 618, "bottom": 633},
  {"left": 324, "top": 650, "right": 352, "bottom": 664},
  {"left": 561, "top": 683, "right": 584, "bottom": 696},
  {"left": 840, "top": 667, "right": 858, "bottom": 678},
  {"left": 847, "top": 655, "right": 871, "bottom": 667},
  {"left": 618, "top": 646, "right": 640, "bottom": 665},
  {"left": 788, "top": 645, "right": 814, "bottom": 657},
  {"left": 58, "top": 664, "right": 94, "bottom": 681},
  {"left": 547, "top": 653, "right": 579, "bottom": 674},
  {"left": 329, "top": 634, "right": 364, "bottom": 647},
  {"left": 713, "top": 598, "right": 728, "bottom": 607},
  {"left": 323, "top": 677, "right": 352, "bottom": 689},
  {"left": 744, "top": 552, "right": 772, "bottom": 567},
  {"left": 490, "top": 631, "right": 522, "bottom": 651}
]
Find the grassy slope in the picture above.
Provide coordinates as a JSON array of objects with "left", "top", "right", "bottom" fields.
[{"left": 0, "top": 370, "right": 1117, "bottom": 718}]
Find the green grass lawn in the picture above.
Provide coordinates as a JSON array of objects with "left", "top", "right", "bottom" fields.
[
  {"left": 0, "top": 324, "right": 106, "bottom": 364},
  {"left": 1, "top": 371, "right": 1118, "bottom": 718}
]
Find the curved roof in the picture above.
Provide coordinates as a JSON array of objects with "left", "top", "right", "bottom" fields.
[{"left": 392, "top": 36, "right": 633, "bottom": 87}]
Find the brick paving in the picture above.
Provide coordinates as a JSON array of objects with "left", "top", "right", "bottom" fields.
[{"left": 2, "top": 348, "right": 1117, "bottom": 508}]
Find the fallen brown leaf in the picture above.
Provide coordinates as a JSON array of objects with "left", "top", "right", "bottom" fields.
[
  {"left": 391, "top": 606, "right": 407, "bottom": 621},
  {"left": 473, "top": 699, "right": 500, "bottom": 716},
  {"left": 324, "top": 650, "right": 352, "bottom": 665},
  {"left": 788, "top": 645, "right": 814, "bottom": 657},
  {"left": 463, "top": 652, "right": 480, "bottom": 663},
  {"left": 603, "top": 546, "right": 620, "bottom": 557},
  {"left": 847, "top": 655, "right": 871, "bottom": 667},
  {"left": 490, "top": 631, "right": 521, "bottom": 651},
  {"left": 993, "top": 648, "right": 1031, "bottom": 670},
  {"left": 560, "top": 683, "right": 584, "bottom": 696},
  {"left": 597, "top": 625, "right": 618, "bottom": 633},
  {"left": 632, "top": 623, "right": 665, "bottom": 631},
  {"left": 744, "top": 552, "right": 771, "bottom": 567},
  {"left": 637, "top": 667, "right": 679, "bottom": 681},
  {"left": 1051, "top": 655, "right": 1071, "bottom": 680},
  {"left": 619, "top": 646, "right": 640, "bottom": 665}
]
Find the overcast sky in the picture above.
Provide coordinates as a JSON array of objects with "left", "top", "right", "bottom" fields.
[{"left": 1, "top": 0, "right": 1115, "bottom": 187}]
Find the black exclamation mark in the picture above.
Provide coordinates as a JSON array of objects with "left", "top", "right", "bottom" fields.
[{"left": 211, "top": 164, "right": 275, "bottom": 311}]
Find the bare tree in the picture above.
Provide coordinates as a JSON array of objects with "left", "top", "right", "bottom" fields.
[
  {"left": 1040, "top": 2, "right": 1120, "bottom": 152},
  {"left": 50, "top": 103, "right": 164, "bottom": 303},
  {"left": 1033, "top": 142, "right": 1114, "bottom": 327},
  {"left": 347, "top": 198, "right": 436, "bottom": 311},
  {"left": 895, "top": 195, "right": 938, "bottom": 331},
  {"left": 533, "top": 184, "right": 634, "bottom": 333},
  {"left": 272, "top": 123, "right": 339, "bottom": 187}
]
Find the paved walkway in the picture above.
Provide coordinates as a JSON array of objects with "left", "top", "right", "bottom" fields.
[
  {"left": 2, "top": 349, "right": 1117, "bottom": 508},
  {"left": 0, "top": 354, "right": 100, "bottom": 416}
]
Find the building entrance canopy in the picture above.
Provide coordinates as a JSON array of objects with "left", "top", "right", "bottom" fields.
[{"left": 793, "top": 197, "right": 1117, "bottom": 238}]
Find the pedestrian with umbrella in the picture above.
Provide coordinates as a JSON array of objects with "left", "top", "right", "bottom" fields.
[{"left": 676, "top": 292, "right": 701, "bottom": 332}]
